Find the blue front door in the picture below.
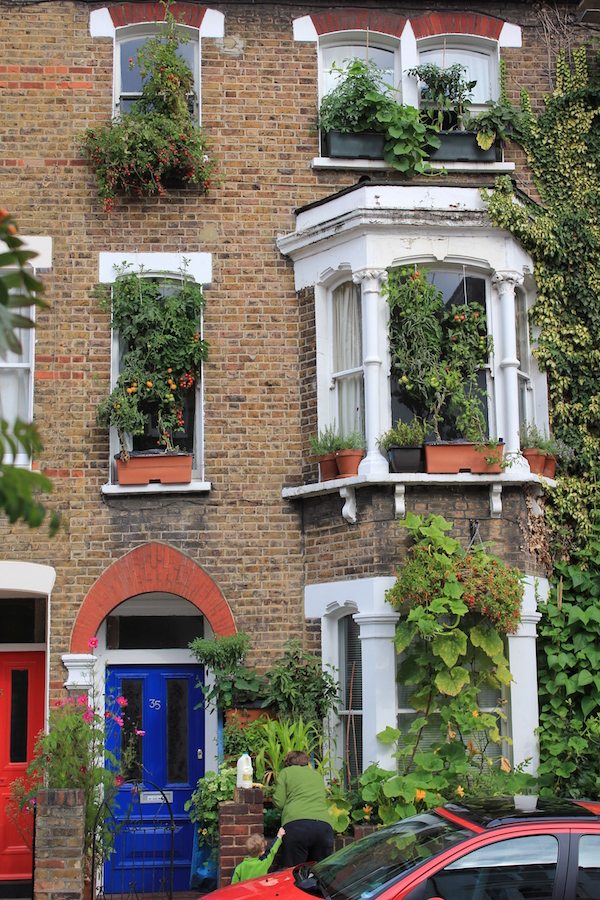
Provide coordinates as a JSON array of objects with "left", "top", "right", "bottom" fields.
[{"left": 105, "top": 665, "right": 205, "bottom": 893}]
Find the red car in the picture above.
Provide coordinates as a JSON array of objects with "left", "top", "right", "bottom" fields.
[{"left": 204, "top": 797, "right": 600, "bottom": 900}]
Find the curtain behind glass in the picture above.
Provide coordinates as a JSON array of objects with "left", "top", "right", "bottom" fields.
[
  {"left": 418, "top": 47, "right": 492, "bottom": 104},
  {"left": 322, "top": 44, "right": 396, "bottom": 98},
  {"left": 332, "top": 282, "right": 364, "bottom": 436}
]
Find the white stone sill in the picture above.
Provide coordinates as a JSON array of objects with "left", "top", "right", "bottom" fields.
[
  {"left": 101, "top": 481, "right": 211, "bottom": 496},
  {"left": 311, "top": 158, "right": 516, "bottom": 173},
  {"left": 282, "top": 471, "right": 555, "bottom": 524}
]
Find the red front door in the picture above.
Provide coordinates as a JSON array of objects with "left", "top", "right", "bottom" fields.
[{"left": 0, "top": 651, "right": 45, "bottom": 882}]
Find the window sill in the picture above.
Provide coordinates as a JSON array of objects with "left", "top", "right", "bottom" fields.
[
  {"left": 101, "top": 480, "right": 211, "bottom": 496},
  {"left": 282, "top": 470, "right": 554, "bottom": 524},
  {"left": 311, "top": 157, "right": 515, "bottom": 173}
]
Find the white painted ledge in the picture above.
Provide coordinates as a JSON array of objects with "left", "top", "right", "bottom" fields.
[
  {"left": 101, "top": 481, "right": 211, "bottom": 496},
  {"left": 312, "top": 157, "right": 516, "bottom": 173},
  {"left": 282, "top": 471, "right": 555, "bottom": 522}
]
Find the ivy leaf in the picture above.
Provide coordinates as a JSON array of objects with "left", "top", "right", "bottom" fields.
[
  {"left": 435, "top": 666, "right": 470, "bottom": 696},
  {"left": 432, "top": 630, "right": 467, "bottom": 668},
  {"left": 470, "top": 623, "right": 504, "bottom": 658},
  {"left": 581, "top": 696, "right": 598, "bottom": 718},
  {"left": 568, "top": 606, "right": 590, "bottom": 626}
]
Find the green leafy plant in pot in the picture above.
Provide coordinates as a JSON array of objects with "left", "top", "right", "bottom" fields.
[
  {"left": 310, "top": 423, "right": 343, "bottom": 481},
  {"left": 96, "top": 263, "right": 207, "bottom": 471},
  {"left": 316, "top": 58, "right": 439, "bottom": 174},
  {"left": 384, "top": 267, "right": 501, "bottom": 473},
  {"left": 378, "top": 418, "right": 425, "bottom": 473},
  {"left": 335, "top": 430, "right": 366, "bottom": 478}
]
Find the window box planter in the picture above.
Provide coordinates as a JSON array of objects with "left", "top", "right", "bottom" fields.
[
  {"left": 322, "top": 130, "right": 386, "bottom": 160},
  {"left": 388, "top": 445, "right": 425, "bottom": 474},
  {"left": 424, "top": 441, "right": 504, "bottom": 474},
  {"left": 115, "top": 450, "right": 193, "bottom": 486},
  {"left": 428, "top": 131, "right": 498, "bottom": 163}
]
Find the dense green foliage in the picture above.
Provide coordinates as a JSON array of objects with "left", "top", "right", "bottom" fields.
[
  {"left": 262, "top": 639, "right": 339, "bottom": 724},
  {"left": 316, "top": 58, "right": 440, "bottom": 175},
  {"left": 484, "top": 46, "right": 600, "bottom": 800},
  {"left": 79, "top": 9, "right": 219, "bottom": 212},
  {"left": 0, "top": 209, "right": 60, "bottom": 534},
  {"left": 96, "top": 263, "right": 207, "bottom": 455},
  {"left": 385, "top": 267, "right": 492, "bottom": 442}
]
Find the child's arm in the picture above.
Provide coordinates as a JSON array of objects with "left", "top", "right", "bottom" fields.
[{"left": 260, "top": 828, "right": 286, "bottom": 867}]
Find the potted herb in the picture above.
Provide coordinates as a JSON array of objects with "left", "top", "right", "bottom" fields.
[
  {"left": 335, "top": 430, "right": 366, "bottom": 478},
  {"left": 385, "top": 267, "right": 502, "bottom": 474},
  {"left": 79, "top": 8, "right": 219, "bottom": 213},
  {"left": 310, "top": 424, "right": 343, "bottom": 481},
  {"left": 471, "top": 60, "right": 522, "bottom": 153},
  {"left": 316, "top": 58, "right": 439, "bottom": 174},
  {"left": 409, "top": 62, "right": 496, "bottom": 162},
  {"left": 96, "top": 263, "right": 207, "bottom": 485},
  {"left": 377, "top": 418, "right": 425, "bottom": 473},
  {"left": 519, "top": 422, "right": 568, "bottom": 478}
]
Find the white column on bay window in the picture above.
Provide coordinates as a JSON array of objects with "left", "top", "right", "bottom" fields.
[
  {"left": 507, "top": 576, "right": 544, "bottom": 773},
  {"left": 353, "top": 612, "right": 399, "bottom": 769},
  {"left": 493, "top": 271, "right": 524, "bottom": 457},
  {"left": 352, "top": 269, "right": 389, "bottom": 476}
]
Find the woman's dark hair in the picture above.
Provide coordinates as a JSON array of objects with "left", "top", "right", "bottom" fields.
[{"left": 283, "top": 750, "right": 309, "bottom": 768}]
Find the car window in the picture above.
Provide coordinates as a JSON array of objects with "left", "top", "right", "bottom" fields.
[
  {"left": 576, "top": 835, "right": 600, "bottom": 898},
  {"left": 406, "top": 834, "right": 558, "bottom": 900},
  {"left": 307, "top": 813, "right": 473, "bottom": 900}
]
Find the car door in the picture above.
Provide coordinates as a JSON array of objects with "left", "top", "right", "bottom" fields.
[
  {"left": 398, "top": 830, "right": 571, "bottom": 900},
  {"left": 563, "top": 830, "right": 600, "bottom": 899}
]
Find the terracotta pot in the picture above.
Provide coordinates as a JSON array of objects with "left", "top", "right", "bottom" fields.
[
  {"left": 317, "top": 453, "right": 339, "bottom": 482},
  {"left": 424, "top": 442, "right": 504, "bottom": 474},
  {"left": 335, "top": 449, "right": 364, "bottom": 478},
  {"left": 522, "top": 448, "right": 546, "bottom": 475},
  {"left": 226, "top": 706, "right": 275, "bottom": 727},
  {"left": 542, "top": 454, "right": 557, "bottom": 479},
  {"left": 83, "top": 879, "right": 93, "bottom": 900},
  {"left": 115, "top": 451, "right": 193, "bottom": 485},
  {"left": 388, "top": 445, "right": 425, "bottom": 474}
]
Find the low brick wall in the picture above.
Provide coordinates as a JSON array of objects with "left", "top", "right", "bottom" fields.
[
  {"left": 218, "top": 786, "right": 265, "bottom": 887},
  {"left": 34, "top": 789, "right": 85, "bottom": 900}
]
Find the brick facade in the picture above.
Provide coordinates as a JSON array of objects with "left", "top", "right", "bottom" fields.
[{"left": 33, "top": 790, "right": 85, "bottom": 900}]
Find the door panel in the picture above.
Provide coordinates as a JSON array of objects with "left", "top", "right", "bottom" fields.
[
  {"left": 104, "top": 665, "right": 204, "bottom": 893},
  {"left": 0, "top": 651, "right": 45, "bottom": 881}
]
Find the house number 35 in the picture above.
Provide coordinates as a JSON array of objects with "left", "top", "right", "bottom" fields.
[{"left": 149, "top": 698, "right": 161, "bottom": 709}]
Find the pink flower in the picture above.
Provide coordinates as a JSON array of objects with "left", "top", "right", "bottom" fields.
[
  {"left": 77, "top": 695, "right": 88, "bottom": 705},
  {"left": 116, "top": 696, "right": 128, "bottom": 707},
  {"left": 114, "top": 715, "right": 124, "bottom": 727},
  {"left": 135, "top": 729, "right": 146, "bottom": 736},
  {"left": 105, "top": 711, "right": 113, "bottom": 719},
  {"left": 83, "top": 709, "right": 94, "bottom": 724},
  {"left": 88, "top": 637, "right": 99, "bottom": 649},
  {"left": 115, "top": 775, "right": 125, "bottom": 787}
]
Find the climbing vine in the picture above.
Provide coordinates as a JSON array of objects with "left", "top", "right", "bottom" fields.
[{"left": 484, "top": 45, "right": 600, "bottom": 799}]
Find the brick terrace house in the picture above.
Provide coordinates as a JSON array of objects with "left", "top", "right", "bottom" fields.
[{"left": 0, "top": 0, "right": 581, "bottom": 889}]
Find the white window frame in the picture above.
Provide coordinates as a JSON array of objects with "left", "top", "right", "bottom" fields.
[
  {"left": 319, "top": 31, "right": 403, "bottom": 105},
  {"left": 98, "top": 252, "right": 211, "bottom": 490},
  {"left": 330, "top": 279, "right": 365, "bottom": 438},
  {"left": 114, "top": 22, "right": 201, "bottom": 120},
  {"left": 416, "top": 35, "right": 500, "bottom": 112},
  {"left": 0, "top": 236, "right": 51, "bottom": 466},
  {"left": 338, "top": 612, "right": 363, "bottom": 781}
]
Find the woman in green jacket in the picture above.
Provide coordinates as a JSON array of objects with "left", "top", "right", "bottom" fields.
[{"left": 273, "top": 750, "right": 334, "bottom": 867}]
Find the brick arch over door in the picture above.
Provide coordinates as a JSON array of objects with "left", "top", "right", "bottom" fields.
[
  {"left": 411, "top": 13, "right": 504, "bottom": 40},
  {"left": 70, "top": 543, "right": 235, "bottom": 652},
  {"left": 108, "top": 2, "right": 207, "bottom": 28},
  {"left": 310, "top": 10, "right": 406, "bottom": 38}
]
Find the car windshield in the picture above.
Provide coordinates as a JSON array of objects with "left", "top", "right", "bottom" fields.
[{"left": 301, "top": 812, "right": 474, "bottom": 900}]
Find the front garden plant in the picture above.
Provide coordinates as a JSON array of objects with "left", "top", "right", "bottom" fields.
[{"left": 79, "top": 6, "right": 219, "bottom": 212}]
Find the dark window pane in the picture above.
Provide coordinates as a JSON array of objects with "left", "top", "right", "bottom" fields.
[
  {"left": 133, "top": 389, "right": 195, "bottom": 453},
  {"left": 0, "top": 598, "right": 46, "bottom": 643},
  {"left": 577, "top": 835, "right": 600, "bottom": 899},
  {"left": 106, "top": 615, "right": 203, "bottom": 650},
  {"left": 167, "top": 679, "right": 188, "bottom": 783},
  {"left": 340, "top": 615, "right": 362, "bottom": 782},
  {"left": 120, "top": 679, "right": 144, "bottom": 780},
  {"left": 10, "top": 670, "right": 28, "bottom": 762}
]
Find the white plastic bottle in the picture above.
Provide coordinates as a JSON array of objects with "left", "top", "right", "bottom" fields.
[{"left": 236, "top": 752, "right": 253, "bottom": 788}]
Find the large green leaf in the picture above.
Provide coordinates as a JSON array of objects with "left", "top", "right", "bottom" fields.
[
  {"left": 432, "top": 630, "right": 467, "bottom": 668},
  {"left": 395, "top": 620, "right": 418, "bottom": 654},
  {"left": 435, "top": 666, "right": 470, "bottom": 696},
  {"left": 470, "top": 623, "right": 504, "bottom": 658}
]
